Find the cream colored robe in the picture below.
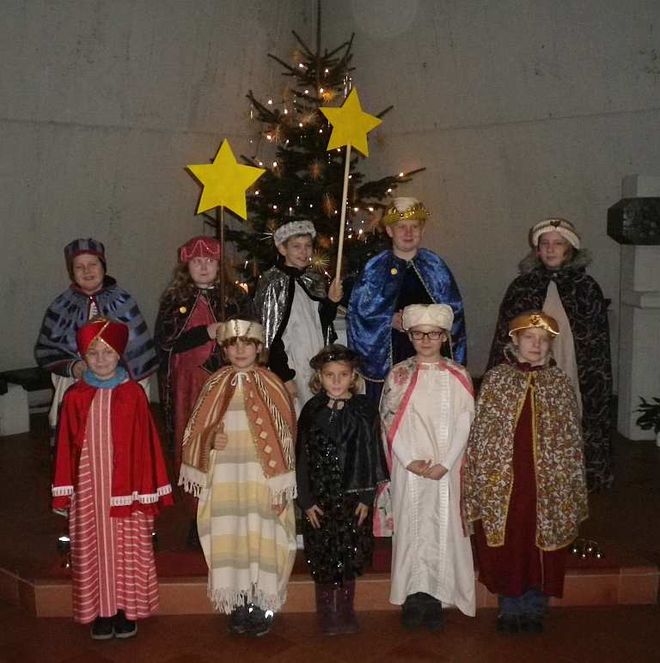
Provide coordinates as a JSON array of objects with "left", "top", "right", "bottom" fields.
[{"left": 380, "top": 357, "right": 475, "bottom": 616}]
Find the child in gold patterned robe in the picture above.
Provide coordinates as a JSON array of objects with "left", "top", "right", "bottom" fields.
[{"left": 464, "top": 310, "right": 588, "bottom": 634}]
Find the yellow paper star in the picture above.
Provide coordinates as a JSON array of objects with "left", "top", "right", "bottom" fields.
[
  {"left": 187, "top": 139, "right": 265, "bottom": 219},
  {"left": 320, "top": 87, "right": 382, "bottom": 157}
]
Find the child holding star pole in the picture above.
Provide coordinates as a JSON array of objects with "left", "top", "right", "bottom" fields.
[
  {"left": 154, "top": 235, "right": 251, "bottom": 547},
  {"left": 254, "top": 220, "right": 343, "bottom": 414}
]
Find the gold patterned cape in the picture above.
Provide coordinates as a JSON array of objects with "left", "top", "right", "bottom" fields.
[{"left": 463, "top": 363, "right": 588, "bottom": 551}]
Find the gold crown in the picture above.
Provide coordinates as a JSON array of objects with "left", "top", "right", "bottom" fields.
[
  {"left": 508, "top": 311, "right": 559, "bottom": 337},
  {"left": 217, "top": 319, "right": 265, "bottom": 344},
  {"left": 382, "top": 202, "right": 430, "bottom": 226}
]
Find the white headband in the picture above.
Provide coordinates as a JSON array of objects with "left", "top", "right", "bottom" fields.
[
  {"left": 531, "top": 218, "right": 580, "bottom": 249},
  {"left": 273, "top": 220, "right": 316, "bottom": 246},
  {"left": 402, "top": 304, "right": 454, "bottom": 332}
]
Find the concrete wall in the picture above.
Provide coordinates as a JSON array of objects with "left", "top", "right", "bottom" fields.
[
  {"left": 3, "top": 0, "right": 660, "bottom": 383},
  {"left": 325, "top": 0, "right": 660, "bottom": 375},
  {"left": 0, "top": 0, "right": 311, "bottom": 370}
]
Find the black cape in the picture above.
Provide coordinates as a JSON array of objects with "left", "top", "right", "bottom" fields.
[
  {"left": 296, "top": 392, "right": 389, "bottom": 584},
  {"left": 487, "top": 252, "right": 613, "bottom": 490}
]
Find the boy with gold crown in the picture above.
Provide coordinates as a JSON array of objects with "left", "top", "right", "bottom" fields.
[
  {"left": 347, "top": 197, "right": 466, "bottom": 403},
  {"left": 464, "top": 310, "right": 588, "bottom": 634}
]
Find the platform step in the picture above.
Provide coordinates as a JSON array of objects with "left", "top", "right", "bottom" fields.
[{"left": 2, "top": 564, "right": 657, "bottom": 618}]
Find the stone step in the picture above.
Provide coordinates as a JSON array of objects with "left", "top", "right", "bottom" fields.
[{"left": 2, "top": 563, "right": 657, "bottom": 618}]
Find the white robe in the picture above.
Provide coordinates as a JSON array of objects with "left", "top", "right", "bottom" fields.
[
  {"left": 281, "top": 281, "right": 325, "bottom": 415},
  {"left": 387, "top": 361, "right": 476, "bottom": 616},
  {"left": 543, "top": 280, "right": 582, "bottom": 417}
]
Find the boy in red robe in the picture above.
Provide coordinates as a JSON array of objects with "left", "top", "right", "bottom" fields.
[{"left": 52, "top": 318, "right": 173, "bottom": 640}]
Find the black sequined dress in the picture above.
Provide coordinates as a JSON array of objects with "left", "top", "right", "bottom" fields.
[{"left": 296, "top": 393, "right": 388, "bottom": 586}]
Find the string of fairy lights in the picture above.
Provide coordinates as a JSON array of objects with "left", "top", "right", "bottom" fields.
[{"left": 218, "top": 32, "right": 424, "bottom": 288}]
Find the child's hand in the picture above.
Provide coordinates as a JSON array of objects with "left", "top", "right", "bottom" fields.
[
  {"left": 213, "top": 424, "right": 228, "bottom": 451},
  {"left": 284, "top": 380, "right": 298, "bottom": 400},
  {"left": 392, "top": 310, "right": 404, "bottom": 331},
  {"left": 72, "top": 361, "right": 86, "bottom": 379},
  {"left": 425, "top": 463, "right": 448, "bottom": 481},
  {"left": 305, "top": 504, "right": 324, "bottom": 529},
  {"left": 407, "top": 459, "right": 432, "bottom": 477},
  {"left": 272, "top": 502, "right": 286, "bottom": 516},
  {"left": 355, "top": 502, "right": 369, "bottom": 526},
  {"left": 207, "top": 322, "right": 222, "bottom": 339},
  {"left": 328, "top": 277, "right": 343, "bottom": 303}
]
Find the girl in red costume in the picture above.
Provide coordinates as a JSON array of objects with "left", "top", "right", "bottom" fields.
[
  {"left": 52, "top": 318, "right": 172, "bottom": 640},
  {"left": 155, "top": 236, "right": 249, "bottom": 546}
]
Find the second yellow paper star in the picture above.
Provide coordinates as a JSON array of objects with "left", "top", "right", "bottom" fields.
[{"left": 320, "top": 87, "right": 382, "bottom": 157}]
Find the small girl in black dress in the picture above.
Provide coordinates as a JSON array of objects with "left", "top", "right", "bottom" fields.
[{"left": 296, "top": 344, "right": 388, "bottom": 635}]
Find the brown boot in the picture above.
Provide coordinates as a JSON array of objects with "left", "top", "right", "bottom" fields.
[
  {"left": 315, "top": 583, "right": 342, "bottom": 635},
  {"left": 338, "top": 580, "right": 359, "bottom": 634}
]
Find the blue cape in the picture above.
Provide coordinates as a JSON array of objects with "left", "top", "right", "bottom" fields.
[{"left": 347, "top": 248, "right": 466, "bottom": 381}]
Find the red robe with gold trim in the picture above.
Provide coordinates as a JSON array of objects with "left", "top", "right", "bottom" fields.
[{"left": 52, "top": 379, "right": 173, "bottom": 516}]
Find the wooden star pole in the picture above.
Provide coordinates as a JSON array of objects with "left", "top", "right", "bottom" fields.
[{"left": 335, "top": 144, "right": 352, "bottom": 282}]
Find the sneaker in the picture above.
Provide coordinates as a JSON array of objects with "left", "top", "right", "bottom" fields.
[
  {"left": 114, "top": 610, "right": 138, "bottom": 639},
  {"left": 90, "top": 616, "right": 114, "bottom": 640}
]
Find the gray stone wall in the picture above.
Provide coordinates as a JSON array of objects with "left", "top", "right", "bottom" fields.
[
  {"left": 0, "top": 0, "right": 310, "bottom": 369},
  {"left": 3, "top": 0, "right": 660, "bottom": 382}
]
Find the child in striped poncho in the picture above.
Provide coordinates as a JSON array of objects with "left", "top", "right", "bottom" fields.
[{"left": 179, "top": 319, "right": 297, "bottom": 637}]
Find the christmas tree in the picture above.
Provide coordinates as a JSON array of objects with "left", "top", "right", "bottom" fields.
[{"left": 220, "top": 26, "right": 423, "bottom": 291}]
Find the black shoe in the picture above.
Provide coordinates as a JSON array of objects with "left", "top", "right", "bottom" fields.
[
  {"left": 90, "top": 616, "right": 114, "bottom": 640},
  {"left": 246, "top": 606, "right": 274, "bottom": 637},
  {"left": 422, "top": 600, "right": 443, "bottom": 631},
  {"left": 114, "top": 610, "right": 138, "bottom": 639},
  {"left": 229, "top": 604, "right": 250, "bottom": 635},
  {"left": 496, "top": 614, "right": 521, "bottom": 634},
  {"left": 401, "top": 594, "right": 425, "bottom": 629},
  {"left": 521, "top": 615, "right": 544, "bottom": 633}
]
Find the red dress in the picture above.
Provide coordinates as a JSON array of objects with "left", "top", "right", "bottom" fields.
[
  {"left": 171, "top": 295, "right": 216, "bottom": 475},
  {"left": 473, "top": 386, "right": 568, "bottom": 598}
]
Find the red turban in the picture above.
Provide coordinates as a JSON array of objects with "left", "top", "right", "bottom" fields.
[
  {"left": 76, "top": 319, "right": 129, "bottom": 356},
  {"left": 178, "top": 236, "right": 221, "bottom": 263}
]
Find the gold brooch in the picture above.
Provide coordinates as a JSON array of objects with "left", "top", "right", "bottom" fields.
[
  {"left": 179, "top": 306, "right": 187, "bottom": 314},
  {"left": 390, "top": 267, "right": 398, "bottom": 276}
]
